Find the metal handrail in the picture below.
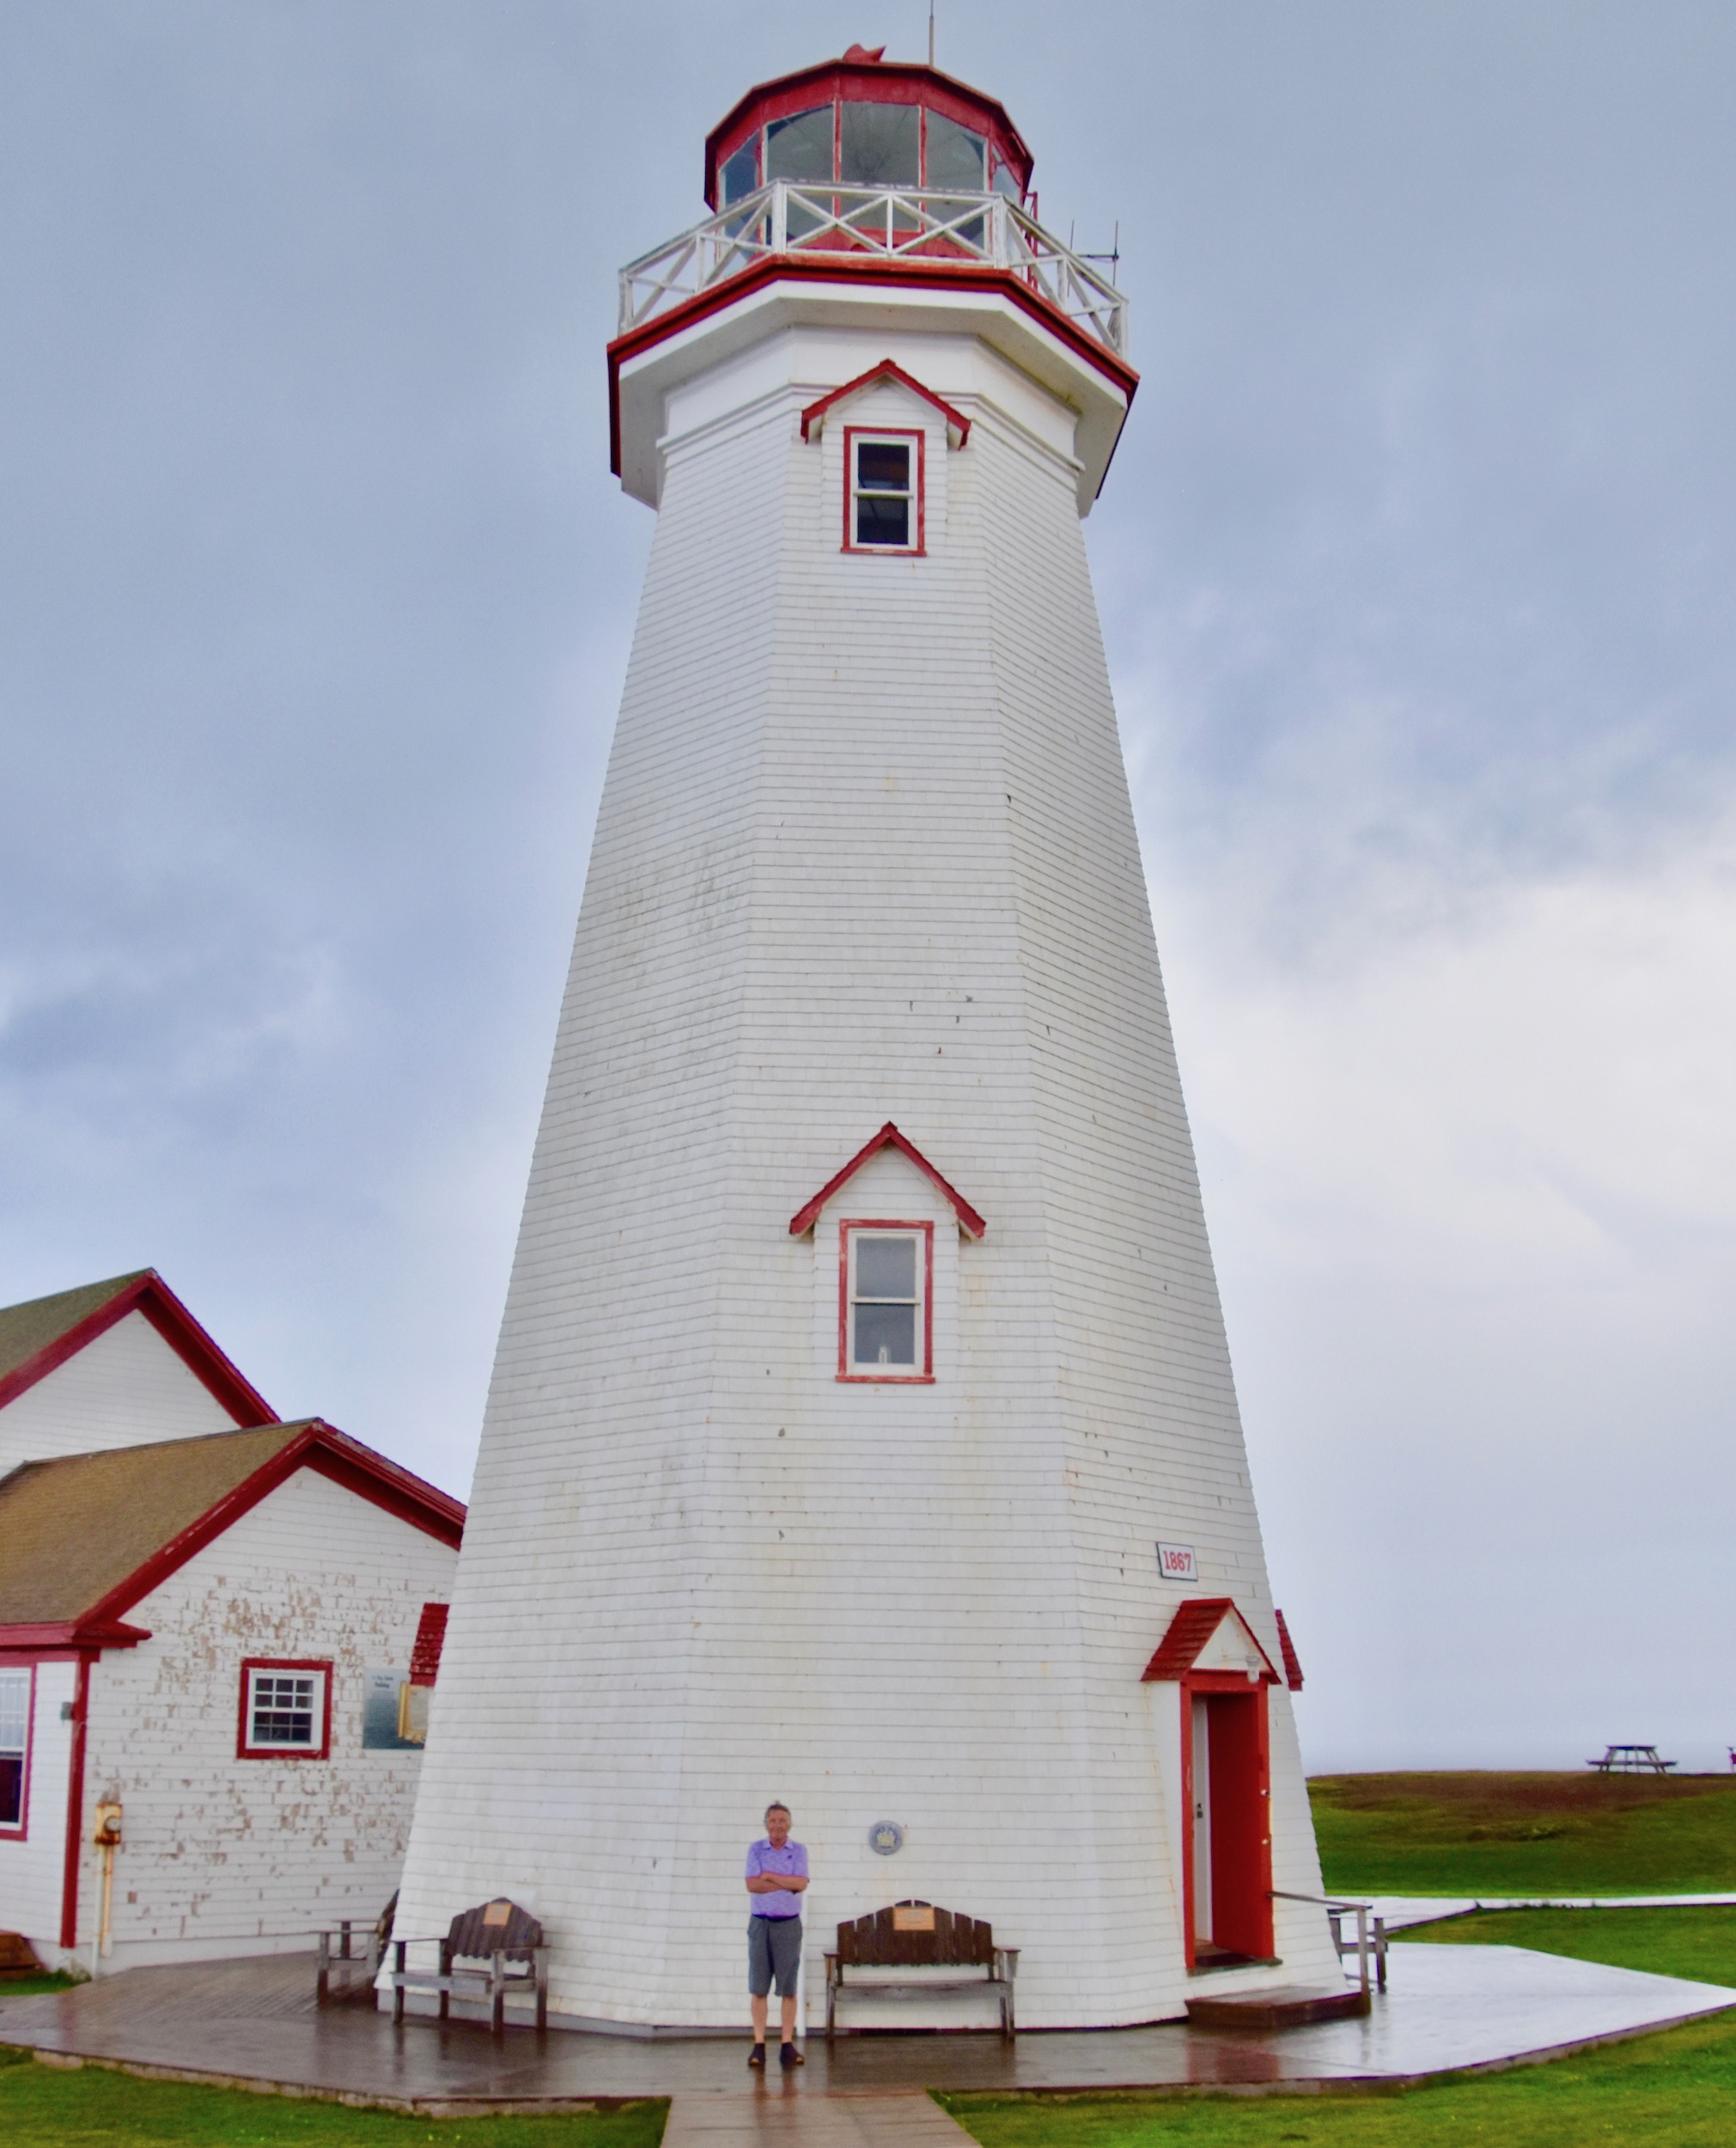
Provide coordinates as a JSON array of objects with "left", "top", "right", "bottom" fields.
[
  {"left": 1270, "top": 1888, "right": 1387, "bottom": 1998},
  {"left": 618, "top": 180, "right": 1130, "bottom": 357}
]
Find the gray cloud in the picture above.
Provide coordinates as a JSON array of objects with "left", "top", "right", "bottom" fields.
[{"left": 3, "top": 2, "right": 1731, "bottom": 1767}]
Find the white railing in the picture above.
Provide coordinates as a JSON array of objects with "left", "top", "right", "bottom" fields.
[
  {"left": 618, "top": 181, "right": 1129, "bottom": 358},
  {"left": 1271, "top": 1889, "right": 1388, "bottom": 1998}
]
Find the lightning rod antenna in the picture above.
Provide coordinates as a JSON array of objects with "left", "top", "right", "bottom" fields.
[{"left": 928, "top": 2, "right": 935, "bottom": 67}]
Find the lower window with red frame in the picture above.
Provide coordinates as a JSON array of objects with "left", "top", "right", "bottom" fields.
[
  {"left": 838, "top": 1220, "right": 935, "bottom": 1381},
  {"left": 237, "top": 1658, "right": 333, "bottom": 1761}
]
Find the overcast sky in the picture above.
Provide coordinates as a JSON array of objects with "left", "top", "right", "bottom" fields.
[{"left": 3, "top": 3, "right": 1732, "bottom": 1773}]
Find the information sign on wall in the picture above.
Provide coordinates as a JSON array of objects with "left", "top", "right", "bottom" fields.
[
  {"left": 362, "top": 1667, "right": 423, "bottom": 1751},
  {"left": 1155, "top": 1542, "right": 1198, "bottom": 1583}
]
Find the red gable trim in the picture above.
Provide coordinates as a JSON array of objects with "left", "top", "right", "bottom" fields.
[
  {"left": 301, "top": 1431, "right": 466, "bottom": 1554},
  {"left": 607, "top": 256, "right": 1137, "bottom": 485},
  {"left": 0, "top": 1270, "right": 274, "bottom": 1427},
  {"left": 65, "top": 1421, "right": 464, "bottom": 1635},
  {"left": 1275, "top": 1608, "right": 1305, "bottom": 1693},
  {"left": 801, "top": 360, "right": 969, "bottom": 447},
  {"left": 1140, "top": 1597, "right": 1280, "bottom": 1685},
  {"left": 409, "top": 1600, "right": 449, "bottom": 1685},
  {"left": 789, "top": 1122, "right": 986, "bottom": 1240},
  {"left": 0, "top": 1621, "right": 150, "bottom": 1655}
]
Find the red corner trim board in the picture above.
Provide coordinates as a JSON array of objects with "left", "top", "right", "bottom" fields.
[
  {"left": 0, "top": 1269, "right": 274, "bottom": 1427},
  {"left": 801, "top": 360, "right": 970, "bottom": 448},
  {"left": 1140, "top": 1597, "right": 1281, "bottom": 1686},
  {"left": 789, "top": 1122, "right": 986, "bottom": 1240}
]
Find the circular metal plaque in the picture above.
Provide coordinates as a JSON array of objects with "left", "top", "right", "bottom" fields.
[{"left": 867, "top": 1821, "right": 905, "bottom": 1856}]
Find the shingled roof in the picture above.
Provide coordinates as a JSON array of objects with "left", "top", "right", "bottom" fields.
[
  {"left": 0, "top": 1422, "right": 303, "bottom": 1626},
  {"left": 0, "top": 1269, "right": 273, "bottom": 1424},
  {"left": 0, "top": 1419, "right": 465, "bottom": 1645},
  {"left": 1140, "top": 1597, "right": 1280, "bottom": 1685},
  {"left": 0, "top": 1272, "right": 148, "bottom": 1388}
]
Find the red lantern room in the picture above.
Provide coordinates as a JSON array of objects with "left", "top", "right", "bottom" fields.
[
  {"left": 704, "top": 44, "right": 1034, "bottom": 211},
  {"left": 613, "top": 45, "right": 1131, "bottom": 512}
]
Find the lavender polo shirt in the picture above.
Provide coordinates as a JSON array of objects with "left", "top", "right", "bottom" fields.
[{"left": 745, "top": 1836, "right": 807, "bottom": 1918}]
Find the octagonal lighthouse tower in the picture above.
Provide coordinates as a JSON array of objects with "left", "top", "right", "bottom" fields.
[{"left": 396, "top": 46, "right": 1335, "bottom": 2030}]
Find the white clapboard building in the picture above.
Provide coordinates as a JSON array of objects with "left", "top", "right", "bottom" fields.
[
  {"left": 394, "top": 46, "right": 1337, "bottom": 2029},
  {"left": 0, "top": 1271, "right": 462, "bottom": 1973}
]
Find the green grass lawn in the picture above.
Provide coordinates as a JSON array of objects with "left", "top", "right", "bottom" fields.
[
  {"left": 0, "top": 2051, "right": 667, "bottom": 2148},
  {"left": 1310, "top": 1770, "right": 1736, "bottom": 1895},
  {"left": 941, "top": 1906, "right": 1736, "bottom": 2147},
  {"left": 1405, "top": 1903, "right": 1736, "bottom": 1986}
]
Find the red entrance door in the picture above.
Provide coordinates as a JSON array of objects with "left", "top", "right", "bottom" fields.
[{"left": 1184, "top": 1674, "right": 1274, "bottom": 1967}]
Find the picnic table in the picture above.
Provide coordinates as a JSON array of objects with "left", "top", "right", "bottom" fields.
[{"left": 1588, "top": 1745, "right": 1676, "bottom": 1774}]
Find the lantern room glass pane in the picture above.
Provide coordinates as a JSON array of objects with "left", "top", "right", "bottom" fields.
[
  {"left": 992, "top": 160, "right": 1023, "bottom": 202},
  {"left": 925, "top": 112, "right": 986, "bottom": 191},
  {"left": 840, "top": 101, "right": 918, "bottom": 186},
  {"left": 855, "top": 1302, "right": 917, "bottom": 1366},
  {"left": 857, "top": 1236, "right": 917, "bottom": 1297},
  {"left": 721, "top": 139, "right": 759, "bottom": 204},
  {"left": 765, "top": 107, "right": 834, "bottom": 184}
]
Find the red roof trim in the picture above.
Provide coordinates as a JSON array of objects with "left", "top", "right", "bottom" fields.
[
  {"left": 704, "top": 58, "right": 1034, "bottom": 210},
  {"left": 409, "top": 1600, "right": 449, "bottom": 1685},
  {"left": 64, "top": 1421, "right": 464, "bottom": 1634},
  {"left": 302, "top": 1432, "right": 467, "bottom": 1554},
  {"left": 0, "top": 1620, "right": 151, "bottom": 1654},
  {"left": 0, "top": 1270, "right": 275, "bottom": 1427},
  {"left": 789, "top": 1122, "right": 986, "bottom": 1240},
  {"left": 801, "top": 359, "right": 970, "bottom": 446},
  {"left": 607, "top": 255, "right": 1137, "bottom": 483},
  {"left": 1274, "top": 1608, "right": 1305, "bottom": 1693},
  {"left": 1140, "top": 1597, "right": 1280, "bottom": 1685}
]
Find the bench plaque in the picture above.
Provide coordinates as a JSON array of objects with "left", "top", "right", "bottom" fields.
[{"left": 892, "top": 1904, "right": 936, "bottom": 1931}]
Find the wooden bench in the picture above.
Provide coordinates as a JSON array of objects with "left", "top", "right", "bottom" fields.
[
  {"left": 825, "top": 1901, "right": 1018, "bottom": 2040},
  {"left": 387, "top": 1897, "right": 549, "bottom": 2034}
]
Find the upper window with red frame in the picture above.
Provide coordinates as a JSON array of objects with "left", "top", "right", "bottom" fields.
[
  {"left": 846, "top": 430, "right": 923, "bottom": 553},
  {"left": 840, "top": 1222, "right": 934, "bottom": 1381},
  {"left": 0, "top": 1667, "right": 30, "bottom": 1831},
  {"left": 238, "top": 1658, "right": 332, "bottom": 1761}
]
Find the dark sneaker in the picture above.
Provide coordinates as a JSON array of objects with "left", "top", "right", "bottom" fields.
[
  {"left": 780, "top": 2041, "right": 804, "bottom": 2067},
  {"left": 748, "top": 2043, "right": 766, "bottom": 2068}
]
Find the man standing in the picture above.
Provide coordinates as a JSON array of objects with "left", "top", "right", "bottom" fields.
[{"left": 745, "top": 1801, "right": 808, "bottom": 2068}]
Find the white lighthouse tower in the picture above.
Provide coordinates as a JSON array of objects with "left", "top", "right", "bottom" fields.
[{"left": 395, "top": 46, "right": 1337, "bottom": 2030}]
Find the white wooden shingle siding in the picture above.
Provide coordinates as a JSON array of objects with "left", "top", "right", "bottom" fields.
[
  {"left": 394, "top": 294, "right": 1333, "bottom": 2027},
  {"left": 0, "top": 1312, "right": 238, "bottom": 1476},
  {"left": 17, "top": 1468, "right": 454, "bottom": 1972}
]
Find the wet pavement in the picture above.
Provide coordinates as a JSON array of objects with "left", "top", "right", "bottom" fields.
[{"left": 0, "top": 1943, "right": 1730, "bottom": 2117}]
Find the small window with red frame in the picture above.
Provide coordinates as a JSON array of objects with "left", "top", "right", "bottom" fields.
[
  {"left": 238, "top": 1659, "right": 332, "bottom": 1761},
  {"left": 846, "top": 430, "right": 923, "bottom": 554},
  {"left": 840, "top": 1223, "right": 934, "bottom": 1380},
  {"left": 0, "top": 1667, "right": 29, "bottom": 1831}
]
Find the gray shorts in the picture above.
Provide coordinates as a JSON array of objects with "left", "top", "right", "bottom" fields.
[{"left": 747, "top": 1913, "right": 802, "bottom": 1998}]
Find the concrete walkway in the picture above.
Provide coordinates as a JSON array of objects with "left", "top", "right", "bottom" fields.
[
  {"left": 1374, "top": 1892, "right": 1736, "bottom": 1930},
  {"left": 665, "top": 2088, "right": 976, "bottom": 2148},
  {"left": 1, "top": 1943, "right": 1731, "bottom": 2118}
]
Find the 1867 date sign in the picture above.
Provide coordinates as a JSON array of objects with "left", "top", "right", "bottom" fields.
[{"left": 1156, "top": 1542, "right": 1198, "bottom": 1583}]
